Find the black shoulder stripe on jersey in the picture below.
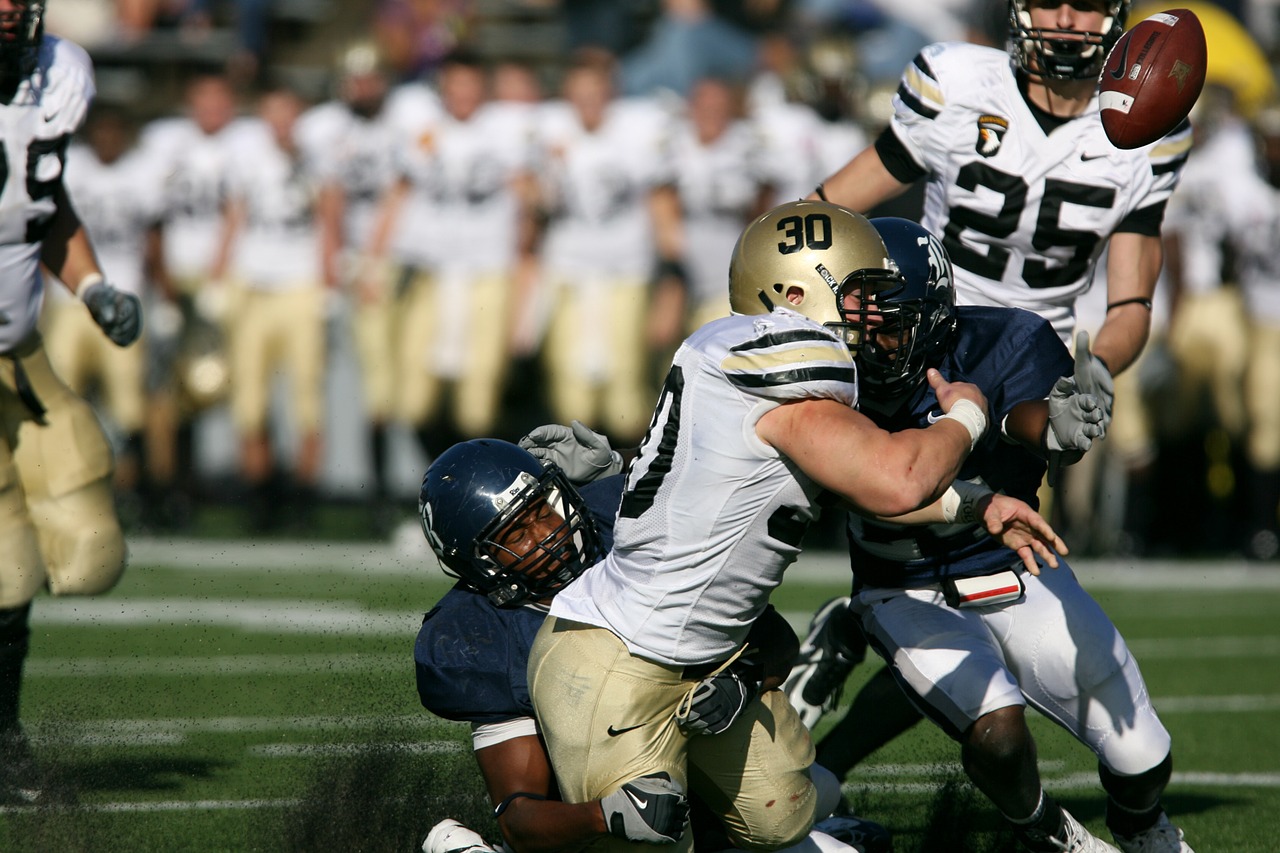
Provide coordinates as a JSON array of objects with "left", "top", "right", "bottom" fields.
[
  {"left": 1151, "top": 154, "right": 1188, "bottom": 176},
  {"left": 896, "top": 82, "right": 939, "bottom": 120},
  {"left": 729, "top": 329, "right": 839, "bottom": 352},
  {"left": 875, "top": 128, "right": 928, "bottom": 184},
  {"left": 729, "top": 365, "right": 857, "bottom": 389}
]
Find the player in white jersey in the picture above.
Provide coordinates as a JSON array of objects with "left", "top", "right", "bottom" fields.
[
  {"left": 814, "top": 0, "right": 1189, "bottom": 438},
  {"left": 0, "top": 0, "right": 140, "bottom": 802},
  {"left": 46, "top": 105, "right": 165, "bottom": 515},
  {"left": 663, "top": 77, "right": 773, "bottom": 336},
  {"left": 210, "top": 86, "right": 325, "bottom": 532},
  {"left": 138, "top": 72, "right": 246, "bottom": 528},
  {"left": 362, "top": 49, "right": 536, "bottom": 461},
  {"left": 526, "top": 54, "right": 682, "bottom": 446},
  {"left": 299, "top": 42, "right": 440, "bottom": 528},
  {"left": 528, "top": 201, "right": 1064, "bottom": 853}
]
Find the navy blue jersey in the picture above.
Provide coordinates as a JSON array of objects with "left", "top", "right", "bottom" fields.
[
  {"left": 849, "top": 306, "right": 1071, "bottom": 588},
  {"left": 414, "top": 475, "right": 624, "bottom": 723}
]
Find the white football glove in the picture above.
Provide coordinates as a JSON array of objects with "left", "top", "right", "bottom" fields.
[
  {"left": 1070, "top": 330, "right": 1115, "bottom": 426},
  {"left": 1045, "top": 332, "right": 1111, "bottom": 487},
  {"left": 518, "top": 420, "right": 623, "bottom": 484},
  {"left": 600, "top": 772, "right": 689, "bottom": 844},
  {"left": 82, "top": 281, "right": 143, "bottom": 347}
]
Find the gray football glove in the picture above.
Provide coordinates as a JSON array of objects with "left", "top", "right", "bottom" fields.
[
  {"left": 1071, "top": 330, "right": 1115, "bottom": 426},
  {"left": 674, "top": 655, "right": 763, "bottom": 736},
  {"left": 600, "top": 772, "right": 689, "bottom": 844},
  {"left": 518, "top": 420, "right": 623, "bottom": 483},
  {"left": 82, "top": 281, "right": 143, "bottom": 347}
]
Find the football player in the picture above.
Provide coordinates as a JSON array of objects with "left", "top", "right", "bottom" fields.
[
  {"left": 298, "top": 41, "right": 439, "bottom": 530},
  {"left": 139, "top": 72, "right": 247, "bottom": 528},
  {"left": 210, "top": 86, "right": 326, "bottom": 531},
  {"left": 526, "top": 201, "right": 1065, "bottom": 853},
  {"left": 415, "top": 437, "right": 891, "bottom": 853},
  {"left": 786, "top": 218, "right": 1192, "bottom": 853},
  {"left": 45, "top": 104, "right": 166, "bottom": 515},
  {"left": 360, "top": 48, "right": 534, "bottom": 460},
  {"left": 813, "top": 0, "right": 1190, "bottom": 434},
  {"left": 524, "top": 52, "right": 681, "bottom": 446},
  {"left": 0, "top": 0, "right": 139, "bottom": 802}
]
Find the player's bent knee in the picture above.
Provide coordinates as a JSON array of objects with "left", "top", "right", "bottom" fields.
[
  {"left": 30, "top": 482, "right": 128, "bottom": 597},
  {"left": 1089, "top": 667, "right": 1173, "bottom": 776},
  {"left": 729, "top": 782, "right": 818, "bottom": 852}
]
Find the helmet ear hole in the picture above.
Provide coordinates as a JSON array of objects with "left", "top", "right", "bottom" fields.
[{"left": 785, "top": 285, "right": 805, "bottom": 306}]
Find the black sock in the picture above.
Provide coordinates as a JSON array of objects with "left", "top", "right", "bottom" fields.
[
  {"left": 369, "top": 423, "right": 389, "bottom": 500},
  {"left": 1106, "top": 798, "right": 1164, "bottom": 838},
  {"left": 0, "top": 604, "right": 32, "bottom": 734},
  {"left": 1007, "top": 790, "right": 1067, "bottom": 852}
]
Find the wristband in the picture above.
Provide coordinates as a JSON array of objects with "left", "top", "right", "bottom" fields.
[
  {"left": 494, "top": 790, "right": 547, "bottom": 818},
  {"left": 1106, "top": 297, "right": 1152, "bottom": 312},
  {"left": 814, "top": 183, "right": 829, "bottom": 201},
  {"left": 76, "top": 273, "right": 105, "bottom": 301},
  {"left": 938, "top": 399, "right": 987, "bottom": 452},
  {"left": 940, "top": 480, "right": 995, "bottom": 524}
]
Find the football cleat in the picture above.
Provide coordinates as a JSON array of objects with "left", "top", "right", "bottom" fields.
[
  {"left": 0, "top": 725, "right": 49, "bottom": 806},
  {"left": 813, "top": 813, "right": 894, "bottom": 853},
  {"left": 1111, "top": 813, "right": 1194, "bottom": 853},
  {"left": 783, "top": 596, "right": 862, "bottom": 729},
  {"left": 1052, "top": 809, "right": 1122, "bottom": 852},
  {"left": 423, "top": 818, "right": 498, "bottom": 853}
]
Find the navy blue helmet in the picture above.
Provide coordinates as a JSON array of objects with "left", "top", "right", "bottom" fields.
[
  {"left": 844, "top": 217, "right": 956, "bottom": 405},
  {"left": 418, "top": 439, "right": 605, "bottom": 607},
  {"left": 0, "top": 1, "right": 44, "bottom": 79}
]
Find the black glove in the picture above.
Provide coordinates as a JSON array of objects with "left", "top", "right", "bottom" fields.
[
  {"left": 675, "top": 654, "right": 764, "bottom": 736},
  {"left": 600, "top": 771, "right": 689, "bottom": 844},
  {"left": 82, "top": 281, "right": 143, "bottom": 347}
]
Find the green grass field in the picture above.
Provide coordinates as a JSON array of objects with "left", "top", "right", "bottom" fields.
[{"left": 3, "top": 540, "right": 1278, "bottom": 852}]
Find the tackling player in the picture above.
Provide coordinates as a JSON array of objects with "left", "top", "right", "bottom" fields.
[
  {"left": 526, "top": 201, "right": 1065, "bottom": 853},
  {"left": 0, "top": 0, "right": 140, "bottom": 802},
  {"left": 414, "top": 438, "right": 890, "bottom": 853},
  {"left": 788, "top": 219, "right": 1192, "bottom": 853}
]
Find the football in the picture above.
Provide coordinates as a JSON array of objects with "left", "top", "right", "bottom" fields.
[{"left": 1098, "top": 9, "right": 1207, "bottom": 149}]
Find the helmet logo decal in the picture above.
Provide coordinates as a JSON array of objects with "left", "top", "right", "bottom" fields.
[
  {"left": 814, "top": 262, "right": 839, "bottom": 291},
  {"left": 976, "top": 115, "right": 1009, "bottom": 158},
  {"left": 924, "top": 236, "right": 950, "bottom": 295}
]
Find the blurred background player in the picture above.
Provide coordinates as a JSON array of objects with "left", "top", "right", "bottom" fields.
[
  {"left": 300, "top": 40, "right": 438, "bottom": 533},
  {"left": 522, "top": 51, "right": 681, "bottom": 447},
  {"left": 651, "top": 75, "right": 773, "bottom": 352},
  {"left": 44, "top": 103, "right": 167, "bottom": 528},
  {"left": 361, "top": 49, "right": 537, "bottom": 463},
  {"left": 210, "top": 86, "right": 326, "bottom": 532},
  {"left": 0, "top": 0, "right": 140, "bottom": 803},
  {"left": 140, "top": 71, "right": 247, "bottom": 529}
]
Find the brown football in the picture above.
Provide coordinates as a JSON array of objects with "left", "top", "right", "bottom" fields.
[{"left": 1098, "top": 9, "right": 1207, "bottom": 149}]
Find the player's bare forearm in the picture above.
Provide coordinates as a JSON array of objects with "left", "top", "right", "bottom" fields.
[
  {"left": 810, "top": 145, "right": 909, "bottom": 211},
  {"left": 40, "top": 187, "right": 104, "bottom": 291},
  {"left": 1003, "top": 400, "right": 1051, "bottom": 455},
  {"left": 1096, "top": 231, "right": 1162, "bottom": 374}
]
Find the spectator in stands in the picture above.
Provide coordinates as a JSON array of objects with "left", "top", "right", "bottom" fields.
[
  {"left": 373, "top": 0, "right": 474, "bottom": 82},
  {"left": 618, "top": 0, "right": 758, "bottom": 97}
]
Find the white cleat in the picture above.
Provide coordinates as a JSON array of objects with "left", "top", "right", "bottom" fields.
[
  {"left": 782, "top": 596, "right": 860, "bottom": 729},
  {"left": 1112, "top": 813, "right": 1194, "bottom": 853},
  {"left": 423, "top": 818, "right": 498, "bottom": 853},
  {"left": 1052, "top": 808, "right": 1122, "bottom": 852}
]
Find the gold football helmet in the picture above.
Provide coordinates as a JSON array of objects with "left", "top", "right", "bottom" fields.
[{"left": 728, "top": 200, "right": 902, "bottom": 348}]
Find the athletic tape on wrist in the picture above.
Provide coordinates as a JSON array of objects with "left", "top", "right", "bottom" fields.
[
  {"left": 938, "top": 399, "right": 987, "bottom": 451},
  {"left": 940, "top": 480, "right": 995, "bottom": 524},
  {"left": 76, "top": 273, "right": 104, "bottom": 301}
]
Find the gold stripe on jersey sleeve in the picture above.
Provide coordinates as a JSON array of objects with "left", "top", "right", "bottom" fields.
[
  {"left": 903, "top": 65, "right": 944, "bottom": 109},
  {"left": 1148, "top": 133, "right": 1193, "bottom": 160},
  {"left": 721, "top": 344, "right": 853, "bottom": 375}
]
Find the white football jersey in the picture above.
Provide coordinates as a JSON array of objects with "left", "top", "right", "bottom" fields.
[
  {"left": 1223, "top": 165, "right": 1280, "bottom": 322},
  {"left": 535, "top": 97, "right": 674, "bottom": 279},
  {"left": 392, "top": 101, "right": 535, "bottom": 274},
  {"left": 749, "top": 100, "right": 826, "bottom": 205},
  {"left": 671, "top": 119, "right": 771, "bottom": 306},
  {"left": 141, "top": 114, "right": 257, "bottom": 281},
  {"left": 222, "top": 123, "right": 320, "bottom": 288},
  {"left": 891, "top": 42, "right": 1190, "bottom": 342},
  {"left": 1163, "top": 118, "right": 1257, "bottom": 296},
  {"left": 550, "top": 308, "right": 859, "bottom": 666},
  {"left": 0, "top": 35, "right": 95, "bottom": 351},
  {"left": 62, "top": 143, "right": 164, "bottom": 299}
]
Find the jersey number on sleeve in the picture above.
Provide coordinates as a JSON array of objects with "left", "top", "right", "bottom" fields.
[{"left": 945, "top": 162, "right": 1115, "bottom": 289}]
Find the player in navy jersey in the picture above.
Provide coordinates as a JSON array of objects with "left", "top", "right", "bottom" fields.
[
  {"left": 412, "top": 438, "right": 893, "bottom": 853},
  {"left": 789, "top": 219, "right": 1192, "bottom": 853}
]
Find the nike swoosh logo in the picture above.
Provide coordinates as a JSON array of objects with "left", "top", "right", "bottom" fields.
[
  {"left": 607, "top": 723, "right": 645, "bottom": 737},
  {"left": 926, "top": 411, "right": 944, "bottom": 424},
  {"left": 1107, "top": 37, "right": 1131, "bottom": 80},
  {"left": 1080, "top": 152, "right": 1107, "bottom": 161},
  {"left": 626, "top": 789, "right": 649, "bottom": 810}
]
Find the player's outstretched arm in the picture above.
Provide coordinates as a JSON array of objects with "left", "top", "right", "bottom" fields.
[
  {"left": 808, "top": 143, "right": 909, "bottom": 211},
  {"left": 757, "top": 369, "right": 988, "bottom": 517},
  {"left": 1094, "top": 230, "right": 1162, "bottom": 376},
  {"left": 976, "top": 493, "right": 1067, "bottom": 576},
  {"left": 474, "top": 734, "right": 686, "bottom": 853}
]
